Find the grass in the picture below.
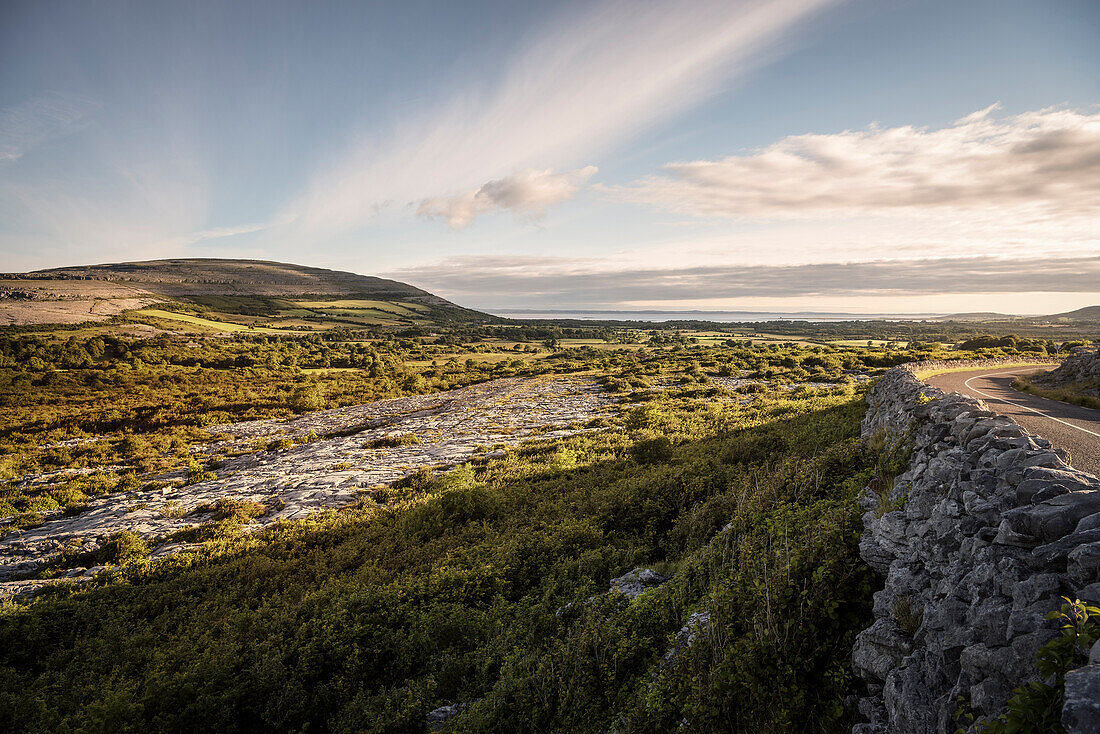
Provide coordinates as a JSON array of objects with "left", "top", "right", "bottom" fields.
[
  {"left": 830, "top": 339, "right": 911, "bottom": 348},
  {"left": 301, "top": 367, "right": 366, "bottom": 374},
  {"left": 363, "top": 432, "right": 421, "bottom": 449},
  {"left": 290, "top": 299, "right": 432, "bottom": 314},
  {"left": 1013, "top": 375, "right": 1100, "bottom": 410},
  {"left": 864, "top": 428, "right": 912, "bottom": 517},
  {"left": 406, "top": 352, "right": 551, "bottom": 367},
  {"left": 312, "top": 309, "right": 407, "bottom": 324},
  {"left": 0, "top": 323, "right": 1074, "bottom": 730},
  {"left": 912, "top": 361, "right": 1057, "bottom": 380},
  {"left": 135, "top": 309, "right": 302, "bottom": 334},
  {"left": 892, "top": 595, "right": 924, "bottom": 636}
]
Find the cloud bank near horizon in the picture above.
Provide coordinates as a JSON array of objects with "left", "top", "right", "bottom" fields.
[{"left": 389, "top": 255, "right": 1100, "bottom": 310}]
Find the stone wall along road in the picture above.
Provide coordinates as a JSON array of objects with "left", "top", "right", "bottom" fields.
[
  {"left": 853, "top": 365, "right": 1100, "bottom": 733},
  {"left": 926, "top": 365, "right": 1100, "bottom": 476}
]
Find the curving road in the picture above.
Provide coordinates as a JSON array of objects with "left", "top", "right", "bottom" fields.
[{"left": 926, "top": 366, "right": 1100, "bottom": 477}]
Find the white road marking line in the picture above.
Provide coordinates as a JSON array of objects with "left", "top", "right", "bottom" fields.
[{"left": 960, "top": 370, "right": 1100, "bottom": 439}]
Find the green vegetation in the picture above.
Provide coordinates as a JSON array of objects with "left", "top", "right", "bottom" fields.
[
  {"left": 864, "top": 429, "right": 913, "bottom": 517},
  {"left": 892, "top": 595, "right": 924, "bottom": 637},
  {"left": 912, "top": 361, "right": 1057, "bottom": 380},
  {"left": 0, "top": 296, "right": 1088, "bottom": 733},
  {"left": 1013, "top": 374, "right": 1100, "bottom": 411},
  {"left": 0, "top": 370, "right": 876, "bottom": 733},
  {"left": 365, "top": 433, "right": 422, "bottom": 449},
  {"left": 0, "top": 331, "right": 596, "bottom": 516},
  {"left": 0, "top": 324, "right": 1065, "bottom": 519}
]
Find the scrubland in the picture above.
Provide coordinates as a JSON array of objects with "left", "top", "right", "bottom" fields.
[{"left": 0, "top": 321, "right": 1084, "bottom": 733}]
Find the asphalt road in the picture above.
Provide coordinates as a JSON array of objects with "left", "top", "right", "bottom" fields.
[{"left": 926, "top": 366, "right": 1100, "bottom": 478}]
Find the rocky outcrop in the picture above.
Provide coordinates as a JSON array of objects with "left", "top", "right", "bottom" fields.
[
  {"left": 853, "top": 366, "right": 1100, "bottom": 733},
  {"left": 427, "top": 702, "right": 469, "bottom": 732},
  {"left": 1033, "top": 347, "right": 1100, "bottom": 396},
  {"left": 609, "top": 568, "right": 669, "bottom": 599}
]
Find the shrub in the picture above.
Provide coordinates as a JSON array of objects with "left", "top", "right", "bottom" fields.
[
  {"left": 391, "top": 466, "right": 436, "bottom": 490},
  {"left": 159, "top": 500, "right": 185, "bottom": 519},
  {"left": 364, "top": 433, "right": 421, "bottom": 449},
  {"left": 185, "top": 459, "right": 215, "bottom": 485},
  {"left": 96, "top": 530, "right": 148, "bottom": 565},
  {"left": 865, "top": 429, "right": 912, "bottom": 517},
  {"left": 290, "top": 384, "right": 325, "bottom": 411},
  {"left": 62, "top": 502, "right": 90, "bottom": 517},
  {"left": 209, "top": 497, "right": 266, "bottom": 524},
  {"left": 7, "top": 511, "right": 44, "bottom": 531},
  {"left": 261, "top": 437, "right": 294, "bottom": 452},
  {"left": 631, "top": 436, "right": 674, "bottom": 464}
]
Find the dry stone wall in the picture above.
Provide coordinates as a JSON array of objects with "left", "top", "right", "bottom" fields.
[{"left": 853, "top": 364, "right": 1100, "bottom": 733}]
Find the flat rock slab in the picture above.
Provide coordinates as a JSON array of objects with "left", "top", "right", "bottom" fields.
[{"left": 0, "top": 375, "right": 616, "bottom": 589}]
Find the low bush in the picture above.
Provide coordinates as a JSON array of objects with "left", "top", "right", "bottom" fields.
[
  {"left": 0, "top": 388, "right": 874, "bottom": 733},
  {"left": 95, "top": 530, "right": 148, "bottom": 565},
  {"left": 364, "top": 432, "right": 421, "bottom": 449}
]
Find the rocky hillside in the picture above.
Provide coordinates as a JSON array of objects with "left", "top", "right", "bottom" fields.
[
  {"left": 854, "top": 365, "right": 1100, "bottom": 733},
  {"left": 22, "top": 259, "right": 442, "bottom": 302},
  {"left": 1032, "top": 347, "right": 1100, "bottom": 397},
  {"left": 0, "top": 258, "right": 489, "bottom": 326}
]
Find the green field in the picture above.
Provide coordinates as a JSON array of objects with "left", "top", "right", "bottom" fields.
[
  {"left": 0, "top": 335, "right": 884, "bottom": 732},
  {"left": 293, "top": 298, "right": 429, "bottom": 311},
  {"left": 135, "top": 309, "right": 301, "bottom": 334},
  {"left": 830, "top": 339, "right": 911, "bottom": 347}
]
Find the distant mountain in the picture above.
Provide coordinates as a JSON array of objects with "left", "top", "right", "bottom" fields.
[
  {"left": 1, "top": 258, "right": 490, "bottom": 326},
  {"left": 935, "top": 307, "right": 1100, "bottom": 324},
  {"left": 936, "top": 312, "right": 1017, "bottom": 322},
  {"left": 1040, "top": 305, "right": 1100, "bottom": 321}
]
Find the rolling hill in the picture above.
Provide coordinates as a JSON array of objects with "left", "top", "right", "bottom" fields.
[
  {"left": 1041, "top": 305, "right": 1100, "bottom": 322},
  {"left": 0, "top": 258, "right": 492, "bottom": 328}
]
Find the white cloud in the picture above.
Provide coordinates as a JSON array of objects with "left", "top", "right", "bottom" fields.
[
  {"left": 283, "top": 0, "right": 839, "bottom": 234},
  {"left": 609, "top": 105, "right": 1100, "bottom": 219},
  {"left": 417, "top": 166, "right": 597, "bottom": 228}
]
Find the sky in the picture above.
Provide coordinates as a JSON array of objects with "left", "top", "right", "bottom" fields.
[{"left": 1, "top": 0, "right": 1098, "bottom": 315}]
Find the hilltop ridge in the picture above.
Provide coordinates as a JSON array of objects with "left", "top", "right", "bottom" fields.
[
  {"left": 1, "top": 258, "right": 489, "bottom": 327},
  {"left": 9, "top": 258, "right": 454, "bottom": 303}
]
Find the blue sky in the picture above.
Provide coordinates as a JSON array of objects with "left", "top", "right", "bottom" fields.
[{"left": 1, "top": 0, "right": 1097, "bottom": 313}]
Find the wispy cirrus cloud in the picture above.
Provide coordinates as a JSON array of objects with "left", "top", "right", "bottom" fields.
[
  {"left": 284, "top": 0, "right": 840, "bottom": 233},
  {"left": 417, "top": 166, "right": 597, "bottom": 229},
  {"left": 608, "top": 105, "right": 1100, "bottom": 220},
  {"left": 0, "top": 91, "right": 97, "bottom": 165}
]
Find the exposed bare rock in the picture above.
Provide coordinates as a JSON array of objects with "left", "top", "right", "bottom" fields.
[
  {"left": 1063, "top": 665, "right": 1100, "bottom": 734},
  {"left": 0, "top": 376, "right": 616, "bottom": 595},
  {"left": 852, "top": 366, "right": 1100, "bottom": 732},
  {"left": 608, "top": 567, "right": 669, "bottom": 599},
  {"left": 1034, "top": 347, "right": 1100, "bottom": 397}
]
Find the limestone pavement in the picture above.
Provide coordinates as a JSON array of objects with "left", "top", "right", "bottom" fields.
[{"left": 0, "top": 375, "right": 617, "bottom": 597}]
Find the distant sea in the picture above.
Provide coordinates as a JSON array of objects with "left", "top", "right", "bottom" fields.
[{"left": 491, "top": 310, "right": 948, "bottom": 323}]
